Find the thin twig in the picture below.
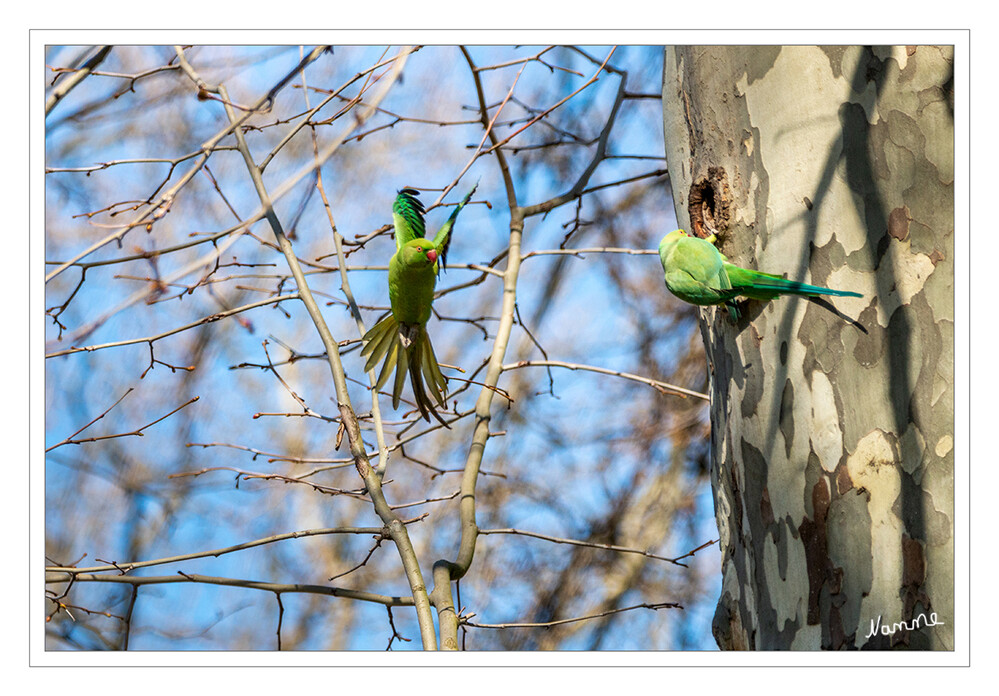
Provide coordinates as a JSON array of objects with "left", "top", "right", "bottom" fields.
[
  {"left": 47, "top": 572, "right": 415, "bottom": 607},
  {"left": 45, "top": 523, "right": 426, "bottom": 576},
  {"left": 478, "top": 528, "right": 693, "bottom": 567},
  {"left": 46, "top": 396, "right": 199, "bottom": 452},
  {"left": 46, "top": 294, "right": 297, "bottom": 359},
  {"left": 462, "top": 601, "right": 682, "bottom": 629},
  {"left": 501, "top": 360, "right": 709, "bottom": 401},
  {"left": 46, "top": 46, "right": 114, "bottom": 115},
  {"left": 520, "top": 247, "right": 659, "bottom": 260}
]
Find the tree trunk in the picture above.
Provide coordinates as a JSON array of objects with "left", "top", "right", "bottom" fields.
[{"left": 661, "top": 46, "right": 954, "bottom": 650}]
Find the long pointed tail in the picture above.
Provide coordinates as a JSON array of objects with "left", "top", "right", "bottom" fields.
[
  {"left": 360, "top": 316, "right": 450, "bottom": 427},
  {"left": 725, "top": 264, "right": 862, "bottom": 300}
]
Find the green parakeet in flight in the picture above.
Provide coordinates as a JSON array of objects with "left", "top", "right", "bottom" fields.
[
  {"left": 658, "top": 229, "right": 861, "bottom": 320},
  {"left": 360, "top": 184, "right": 477, "bottom": 426}
]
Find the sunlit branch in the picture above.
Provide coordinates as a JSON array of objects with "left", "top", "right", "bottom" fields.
[
  {"left": 461, "top": 601, "right": 681, "bottom": 629},
  {"left": 443, "top": 53, "right": 526, "bottom": 203},
  {"left": 167, "top": 465, "right": 371, "bottom": 500},
  {"left": 44, "top": 388, "right": 134, "bottom": 451},
  {"left": 46, "top": 572, "right": 415, "bottom": 607},
  {"left": 185, "top": 441, "right": 356, "bottom": 466},
  {"left": 472, "top": 46, "right": 584, "bottom": 77},
  {"left": 501, "top": 359, "right": 709, "bottom": 401},
  {"left": 430, "top": 46, "right": 526, "bottom": 651},
  {"left": 45, "top": 147, "right": 230, "bottom": 175},
  {"left": 45, "top": 45, "right": 113, "bottom": 115},
  {"left": 520, "top": 247, "right": 659, "bottom": 261},
  {"left": 480, "top": 47, "right": 617, "bottom": 167},
  {"left": 478, "top": 528, "right": 692, "bottom": 567},
  {"left": 47, "top": 224, "right": 253, "bottom": 350},
  {"left": 45, "top": 521, "right": 427, "bottom": 576},
  {"left": 46, "top": 396, "right": 199, "bottom": 452},
  {"left": 45, "top": 45, "right": 331, "bottom": 284},
  {"left": 518, "top": 48, "right": 624, "bottom": 220},
  {"left": 309, "top": 104, "right": 391, "bottom": 474},
  {"left": 46, "top": 294, "right": 297, "bottom": 359},
  {"left": 259, "top": 48, "right": 420, "bottom": 172}
]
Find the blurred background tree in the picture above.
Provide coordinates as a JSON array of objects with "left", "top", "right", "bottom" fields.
[{"left": 44, "top": 44, "right": 717, "bottom": 650}]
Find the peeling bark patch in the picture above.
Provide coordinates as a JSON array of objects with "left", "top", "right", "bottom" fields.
[
  {"left": 888, "top": 206, "right": 911, "bottom": 241},
  {"left": 775, "top": 516, "right": 791, "bottom": 579},
  {"left": 740, "top": 440, "right": 796, "bottom": 649},
  {"left": 826, "top": 488, "right": 874, "bottom": 647},
  {"left": 893, "top": 476, "right": 951, "bottom": 547},
  {"left": 819, "top": 46, "right": 850, "bottom": 78},
  {"left": 863, "top": 49, "right": 887, "bottom": 87},
  {"left": 729, "top": 465, "right": 745, "bottom": 536},
  {"left": 760, "top": 486, "right": 775, "bottom": 527},
  {"left": 738, "top": 347, "right": 764, "bottom": 419},
  {"left": 740, "top": 440, "right": 767, "bottom": 533},
  {"left": 852, "top": 303, "right": 884, "bottom": 366},
  {"left": 680, "top": 84, "right": 699, "bottom": 158},
  {"left": 745, "top": 46, "right": 783, "bottom": 84},
  {"left": 901, "top": 534, "right": 925, "bottom": 587},
  {"left": 828, "top": 603, "right": 850, "bottom": 650},
  {"left": 688, "top": 167, "right": 733, "bottom": 238},
  {"left": 904, "top": 293, "right": 943, "bottom": 429},
  {"left": 779, "top": 379, "right": 795, "bottom": 460},
  {"left": 897, "top": 534, "right": 931, "bottom": 648},
  {"left": 712, "top": 592, "right": 750, "bottom": 650},
  {"left": 798, "top": 477, "right": 843, "bottom": 627},
  {"left": 836, "top": 461, "right": 854, "bottom": 495},
  {"left": 809, "top": 370, "right": 846, "bottom": 471}
]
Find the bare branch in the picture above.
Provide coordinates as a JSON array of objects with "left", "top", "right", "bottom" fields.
[
  {"left": 46, "top": 46, "right": 113, "bottom": 115},
  {"left": 478, "top": 528, "right": 694, "bottom": 567},
  {"left": 462, "top": 602, "right": 682, "bottom": 630},
  {"left": 46, "top": 395, "right": 199, "bottom": 452},
  {"left": 501, "top": 360, "right": 709, "bottom": 401},
  {"left": 48, "top": 572, "right": 415, "bottom": 607},
  {"left": 45, "top": 523, "right": 426, "bottom": 576},
  {"left": 46, "top": 294, "right": 297, "bottom": 359}
]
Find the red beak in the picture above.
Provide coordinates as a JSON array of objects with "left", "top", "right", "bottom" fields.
[{"left": 426, "top": 249, "right": 438, "bottom": 263}]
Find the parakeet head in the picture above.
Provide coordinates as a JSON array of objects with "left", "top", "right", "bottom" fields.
[
  {"left": 658, "top": 229, "right": 687, "bottom": 258},
  {"left": 400, "top": 238, "right": 438, "bottom": 268}
]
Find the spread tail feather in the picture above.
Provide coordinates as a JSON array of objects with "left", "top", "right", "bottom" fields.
[
  {"left": 361, "top": 315, "right": 397, "bottom": 375},
  {"left": 360, "top": 315, "right": 450, "bottom": 427}
]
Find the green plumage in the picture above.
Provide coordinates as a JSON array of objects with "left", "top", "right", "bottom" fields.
[
  {"left": 360, "top": 184, "right": 477, "bottom": 425},
  {"left": 658, "top": 229, "right": 862, "bottom": 320}
]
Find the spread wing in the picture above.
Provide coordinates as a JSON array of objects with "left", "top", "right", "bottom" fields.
[
  {"left": 431, "top": 182, "right": 477, "bottom": 273},
  {"left": 392, "top": 188, "right": 427, "bottom": 250}
]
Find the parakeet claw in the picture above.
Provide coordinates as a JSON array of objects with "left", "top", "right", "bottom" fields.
[{"left": 399, "top": 323, "right": 419, "bottom": 349}]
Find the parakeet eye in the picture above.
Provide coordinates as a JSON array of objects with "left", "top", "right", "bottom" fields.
[{"left": 416, "top": 246, "right": 423, "bottom": 252}]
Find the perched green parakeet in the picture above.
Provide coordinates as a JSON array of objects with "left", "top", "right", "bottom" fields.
[
  {"left": 658, "top": 229, "right": 861, "bottom": 320},
  {"left": 360, "top": 184, "right": 477, "bottom": 426}
]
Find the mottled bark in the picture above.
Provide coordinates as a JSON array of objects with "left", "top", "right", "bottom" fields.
[{"left": 661, "top": 46, "right": 953, "bottom": 650}]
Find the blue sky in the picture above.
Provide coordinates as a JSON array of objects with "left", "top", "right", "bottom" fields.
[{"left": 43, "top": 44, "right": 719, "bottom": 652}]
